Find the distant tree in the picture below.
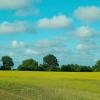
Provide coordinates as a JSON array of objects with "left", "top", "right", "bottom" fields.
[
  {"left": 43, "top": 54, "right": 59, "bottom": 71},
  {"left": 93, "top": 60, "right": 100, "bottom": 71},
  {"left": 61, "top": 64, "right": 80, "bottom": 72},
  {"left": 38, "top": 64, "right": 60, "bottom": 71},
  {"left": 37, "top": 64, "right": 44, "bottom": 71},
  {"left": 51, "top": 66, "right": 60, "bottom": 71},
  {"left": 61, "top": 64, "right": 92, "bottom": 72},
  {"left": 80, "top": 66, "right": 92, "bottom": 72},
  {"left": 38, "top": 64, "right": 49, "bottom": 71},
  {"left": 18, "top": 59, "right": 38, "bottom": 71},
  {"left": 1, "top": 56, "right": 14, "bottom": 70},
  {"left": 61, "top": 65, "right": 72, "bottom": 72}
]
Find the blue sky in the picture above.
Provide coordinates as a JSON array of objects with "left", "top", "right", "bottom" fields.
[{"left": 0, "top": 0, "right": 100, "bottom": 67}]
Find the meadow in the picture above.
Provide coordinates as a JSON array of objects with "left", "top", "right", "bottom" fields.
[{"left": 0, "top": 71, "right": 100, "bottom": 100}]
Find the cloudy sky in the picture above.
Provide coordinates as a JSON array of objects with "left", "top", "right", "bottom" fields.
[{"left": 0, "top": 0, "right": 100, "bottom": 67}]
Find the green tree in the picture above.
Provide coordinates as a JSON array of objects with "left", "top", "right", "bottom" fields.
[
  {"left": 18, "top": 59, "right": 38, "bottom": 71},
  {"left": 80, "top": 66, "right": 92, "bottom": 72},
  {"left": 93, "top": 60, "right": 100, "bottom": 71},
  {"left": 43, "top": 54, "right": 59, "bottom": 71},
  {"left": 1, "top": 56, "right": 14, "bottom": 70},
  {"left": 61, "top": 64, "right": 80, "bottom": 72},
  {"left": 38, "top": 64, "right": 50, "bottom": 71},
  {"left": 38, "top": 64, "right": 60, "bottom": 71},
  {"left": 61, "top": 64, "right": 92, "bottom": 72}
]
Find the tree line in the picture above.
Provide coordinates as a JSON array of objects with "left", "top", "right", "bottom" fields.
[{"left": 0, "top": 54, "right": 100, "bottom": 72}]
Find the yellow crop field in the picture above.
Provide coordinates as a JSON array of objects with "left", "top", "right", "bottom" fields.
[{"left": 0, "top": 71, "right": 100, "bottom": 100}]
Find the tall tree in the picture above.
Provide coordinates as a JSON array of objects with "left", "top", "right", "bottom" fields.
[
  {"left": 93, "top": 60, "right": 100, "bottom": 71},
  {"left": 1, "top": 56, "right": 14, "bottom": 70},
  {"left": 43, "top": 54, "right": 59, "bottom": 71},
  {"left": 18, "top": 59, "right": 38, "bottom": 71}
]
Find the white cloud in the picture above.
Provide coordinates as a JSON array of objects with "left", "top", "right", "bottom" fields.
[
  {"left": 0, "top": 21, "right": 33, "bottom": 34},
  {"left": 76, "top": 44, "right": 90, "bottom": 51},
  {"left": 52, "top": 47, "right": 67, "bottom": 53},
  {"left": 74, "top": 6, "right": 100, "bottom": 22},
  {"left": 11, "top": 40, "right": 25, "bottom": 48},
  {"left": 35, "top": 39, "right": 50, "bottom": 47},
  {"left": 37, "top": 15, "right": 72, "bottom": 28},
  {"left": 8, "top": 52, "right": 15, "bottom": 56},
  {"left": 34, "top": 38, "right": 68, "bottom": 56},
  {"left": 76, "top": 42, "right": 96, "bottom": 52},
  {"left": 0, "top": 0, "right": 32, "bottom": 9},
  {"left": 35, "top": 38, "right": 62, "bottom": 48},
  {"left": 25, "top": 48, "right": 39, "bottom": 55},
  {"left": 0, "top": 0, "right": 40, "bottom": 17},
  {"left": 76, "top": 26, "right": 93, "bottom": 38},
  {"left": 15, "top": 8, "right": 39, "bottom": 16}
]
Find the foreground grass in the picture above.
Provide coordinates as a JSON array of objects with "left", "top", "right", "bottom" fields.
[{"left": 0, "top": 71, "right": 100, "bottom": 100}]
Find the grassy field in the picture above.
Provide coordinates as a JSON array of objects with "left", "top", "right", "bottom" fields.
[{"left": 0, "top": 71, "right": 100, "bottom": 100}]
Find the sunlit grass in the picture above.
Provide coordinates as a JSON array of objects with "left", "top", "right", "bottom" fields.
[{"left": 0, "top": 71, "right": 100, "bottom": 100}]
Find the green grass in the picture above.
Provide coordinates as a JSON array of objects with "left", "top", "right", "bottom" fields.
[{"left": 0, "top": 71, "right": 100, "bottom": 100}]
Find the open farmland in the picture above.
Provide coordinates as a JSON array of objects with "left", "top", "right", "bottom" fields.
[{"left": 0, "top": 71, "right": 100, "bottom": 100}]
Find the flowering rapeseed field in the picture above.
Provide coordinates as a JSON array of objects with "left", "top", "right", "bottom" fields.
[{"left": 0, "top": 71, "right": 100, "bottom": 100}]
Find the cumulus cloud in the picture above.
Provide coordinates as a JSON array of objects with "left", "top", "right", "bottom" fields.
[
  {"left": 76, "top": 26, "right": 93, "bottom": 38},
  {"left": 52, "top": 47, "right": 68, "bottom": 53},
  {"left": 74, "top": 6, "right": 100, "bottom": 22},
  {"left": 25, "top": 48, "right": 39, "bottom": 55},
  {"left": 0, "top": 0, "right": 40, "bottom": 17},
  {"left": 35, "top": 39, "right": 60, "bottom": 48},
  {"left": 74, "top": 42, "right": 97, "bottom": 65},
  {"left": 76, "top": 39, "right": 98, "bottom": 52},
  {"left": 0, "top": 0, "right": 32, "bottom": 9},
  {"left": 34, "top": 37, "right": 68, "bottom": 57},
  {"left": 11, "top": 40, "right": 25, "bottom": 48},
  {"left": 35, "top": 37, "right": 64, "bottom": 48},
  {"left": 76, "top": 44, "right": 91, "bottom": 51},
  {"left": 37, "top": 15, "right": 72, "bottom": 28},
  {"left": 15, "top": 7, "right": 39, "bottom": 16},
  {"left": 0, "top": 21, "right": 34, "bottom": 34},
  {"left": 35, "top": 40, "right": 50, "bottom": 47},
  {"left": 8, "top": 52, "right": 15, "bottom": 56}
]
